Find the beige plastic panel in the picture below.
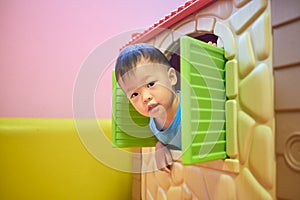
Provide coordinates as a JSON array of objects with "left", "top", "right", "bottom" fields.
[
  {"left": 239, "top": 63, "right": 273, "bottom": 123},
  {"left": 226, "top": 100, "right": 238, "bottom": 158},
  {"left": 155, "top": 29, "right": 172, "bottom": 49},
  {"left": 140, "top": 0, "right": 275, "bottom": 199},
  {"left": 274, "top": 65, "right": 300, "bottom": 110},
  {"left": 273, "top": 20, "right": 300, "bottom": 68},
  {"left": 238, "top": 32, "right": 256, "bottom": 78},
  {"left": 272, "top": 0, "right": 300, "bottom": 27},
  {"left": 195, "top": 0, "right": 233, "bottom": 20},
  {"left": 236, "top": 168, "right": 272, "bottom": 200},
  {"left": 276, "top": 156, "right": 300, "bottom": 199},
  {"left": 238, "top": 111, "right": 256, "bottom": 165},
  {"left": 172, "top": 19, "right": 196, "bottom": 42},
  {"left": 196, "top": 17, "right": 215, "bottom": 32},
  {"left": 249, "top": 125, "right": 274, "bottom": 189},
  {"left": 234, "top": 0, "right": 250, "bottom": 8},
  {"left": 226, "top": 59, "right": 238, "bottom": 99},
  {"left": 229, "top": 0, "right": 267, "bottom": 34},
  {"left": 214, "top": 21, "right": 236, "bottom": 59},
  {"left": 275, "top": 112, "right": 300, "bottom": 199},
  {"left": 251, "top": 13, "right": 271, "bottom": 61},
  {"left": 272, "top": 2, "right": 300, "bottom": 197}
]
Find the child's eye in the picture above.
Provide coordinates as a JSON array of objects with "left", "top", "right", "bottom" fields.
[
  {"left": 147, "top": 81, "right": 155, "bottom": 88},
  {"left": 130, "top": 92, "right": 138, "bottom": 99}
]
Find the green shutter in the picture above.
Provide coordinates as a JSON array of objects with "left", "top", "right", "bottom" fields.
[
  {"left": 181, "top": 36, "right": 227, "bottom": 164},
  {"left": 112, "top": 71, "right": 158, "bottom": 147}
]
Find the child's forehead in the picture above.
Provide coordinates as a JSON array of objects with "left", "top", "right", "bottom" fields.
[
  {"left": 125, "top": 63, "right": 168, "bottom": 77},
  {"left": 135, "top": 61, "right": 168, "bottom": 69},
  {"left": 119, "top": 64, "right": 168, "bottom": 92}
]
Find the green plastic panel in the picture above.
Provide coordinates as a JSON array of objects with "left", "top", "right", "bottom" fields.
[
  {"left": 112, "top": 71, "right": 158, "bottom": 147},
  {"left": 180, "top": 36, "right": 227, "bottom": 164}
]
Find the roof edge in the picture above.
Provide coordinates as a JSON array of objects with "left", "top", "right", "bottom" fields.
[{"left": 121, "top": 0, "right": 216, "bottom": 50}]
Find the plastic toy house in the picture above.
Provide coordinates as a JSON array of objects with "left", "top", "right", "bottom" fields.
[{"left": 112, "top": 0, "right": 300, "bottom": 200}]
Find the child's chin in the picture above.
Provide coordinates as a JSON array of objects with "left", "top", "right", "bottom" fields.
[
  {"left": 148, "top": 110, "right": 159, "bottom": 118},
  {"left": 149, "top": 111, "right": 163, "bottom": 118}
]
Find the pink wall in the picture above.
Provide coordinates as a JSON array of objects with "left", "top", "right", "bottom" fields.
[{"left": 0, "top": 0, "right": 187, "bottom": 118}]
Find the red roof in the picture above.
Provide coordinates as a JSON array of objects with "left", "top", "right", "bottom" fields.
[{"left": 122, "top": 0, "right": 215, "bottom": 49}]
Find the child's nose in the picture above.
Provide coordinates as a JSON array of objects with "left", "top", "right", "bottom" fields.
[{"left": 142, "top": 90, "right": 152, "bottom": 103}]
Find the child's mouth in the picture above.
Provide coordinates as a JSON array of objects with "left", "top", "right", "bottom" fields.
[{"left": 148, "top": 104, "right": 159, "bottom": 113}]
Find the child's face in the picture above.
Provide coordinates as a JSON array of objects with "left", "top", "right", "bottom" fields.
[{"left": 118, "top": 63, "right": 178, "bottom": 118}]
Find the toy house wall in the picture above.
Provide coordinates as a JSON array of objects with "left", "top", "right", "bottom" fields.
[
  {"left": 130, "top": 0, "right": 278, "bottom": 199},
  {"left": 272, "top": 0, "right": 300, "bottom": 199}
]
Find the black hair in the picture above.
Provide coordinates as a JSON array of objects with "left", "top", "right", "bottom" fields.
[{"left": 115, "top": 43, "right": 170, "bottom": 80}]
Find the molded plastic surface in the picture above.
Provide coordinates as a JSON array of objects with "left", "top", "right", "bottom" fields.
[{"left": 180, "top": 36, "right": 227, "bottom": 164}]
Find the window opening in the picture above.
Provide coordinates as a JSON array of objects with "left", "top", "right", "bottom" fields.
[{"left": 112, "top": 34, "right": 227, "bottom": 165}]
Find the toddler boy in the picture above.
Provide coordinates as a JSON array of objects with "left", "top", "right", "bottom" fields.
[{"left": 115, "top": 43, "right": 181, "bottom": 173}]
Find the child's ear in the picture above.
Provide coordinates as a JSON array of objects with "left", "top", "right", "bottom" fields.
[{"left": 167, "top": 67, "right": 177, "bottom": 86}]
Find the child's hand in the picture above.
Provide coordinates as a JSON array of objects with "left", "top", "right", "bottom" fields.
[
  {"left": 208, "top": 41, "right": 217, "bottom": 46},
  {"left": 155, "top": 141, "right": 173, "bottom": 173}
]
